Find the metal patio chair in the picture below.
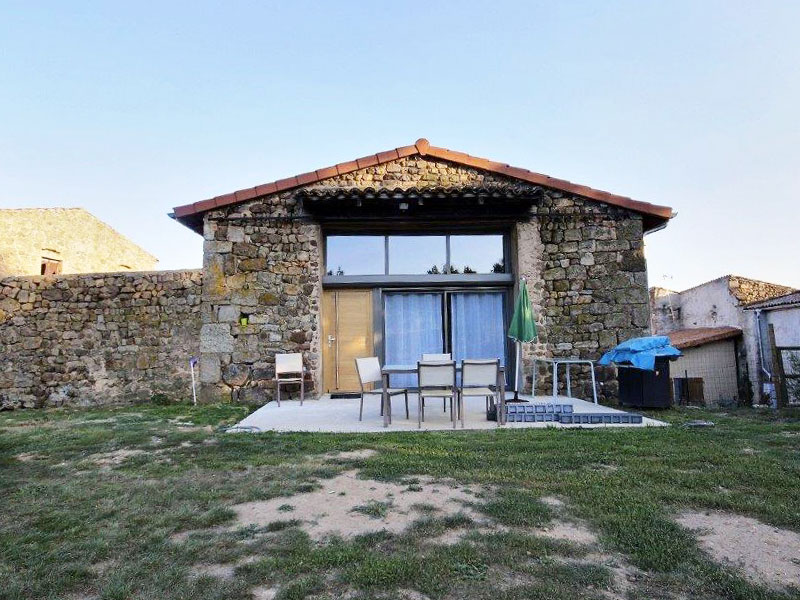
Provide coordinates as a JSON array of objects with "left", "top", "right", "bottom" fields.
[
  {"left": 355, "top": 357, "right": 409, "bottom": 421},
  {"left": 274, "top": 353, "right": 305, "bottom": 406},
  {"left": 459, "top": 359, "right": 500, "bottom": 427},
  {"left": 422, "top": 353, "right": 452, "bottom": 412},
  {"left": 418, "top": 360, "right": 458, "bottom": 429}
]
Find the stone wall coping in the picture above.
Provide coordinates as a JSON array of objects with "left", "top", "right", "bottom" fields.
[{"left": 1, "top": 268, "right": 201, "bottom": 284}]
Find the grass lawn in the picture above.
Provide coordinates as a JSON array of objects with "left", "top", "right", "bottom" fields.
[{"left": 1, "top": 403, "right": 799, "bottom": 600}]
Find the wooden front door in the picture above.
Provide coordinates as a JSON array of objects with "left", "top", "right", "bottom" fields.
[{"left": 322, "top": 290, "right": 373, "bottom": 393}]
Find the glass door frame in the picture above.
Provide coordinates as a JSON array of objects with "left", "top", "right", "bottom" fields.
[{"left": 376, "top": 286, "right": 512, "bottom": 385}]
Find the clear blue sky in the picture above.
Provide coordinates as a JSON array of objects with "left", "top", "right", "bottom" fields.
[{"left": 2, "top": 1, "right": 798, "bottom": 290}]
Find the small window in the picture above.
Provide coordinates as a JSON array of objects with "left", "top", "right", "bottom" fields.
[
  {"left": 449, "top": 235, "right": 505, "bottom": 273},
  {"left": 41, "top": 258, "right": 62, "bottom": 275},
  {"left": 325, "top": 236, "right": 384, "bottom": 276}
]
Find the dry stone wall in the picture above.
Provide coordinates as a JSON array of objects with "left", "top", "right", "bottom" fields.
[{"left": 0, "top": 270, "right": 201, "bottom": 409}]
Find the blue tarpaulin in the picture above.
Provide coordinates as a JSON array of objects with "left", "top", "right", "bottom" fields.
[{"left": 598, "top": 336, "right": 682, "bottom": 371}]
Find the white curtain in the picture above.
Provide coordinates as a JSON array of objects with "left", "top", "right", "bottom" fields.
[
  {"left": 451, "top": 292, "right": 505, "bottom": 367},
  {"left": 384, "top": 293, "right": 444, "bottom": 387}
]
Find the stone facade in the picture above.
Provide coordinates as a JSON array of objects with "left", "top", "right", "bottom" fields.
[
  {"left": 199, "top": 195, "right": 323, "bottom": 404},
  {"left": 530, "top": 192, "right": 649, "bottom": 401},
  {"left": 0, "top": 208, "right": 158, "bottom": 276},
  {"left": 198, "top": 156, "right": 651, "bottom": 404},
  {"left": 0, "top": 270, "right": 201, "bottom": 409}
]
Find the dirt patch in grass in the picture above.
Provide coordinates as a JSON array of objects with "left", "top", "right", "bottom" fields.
[
  {"left": 676, "top": 510, "right": 800, "bottom": 589},
  {"left": 231, "top": 470, "right": 485, "bottom": 540},
  {"left": 190, "top": 563, "right": 237, "bottom": 579},
  {"left": 324, "top": 449, "right": 378, "bottom": 460},
  {"left": 86, "top": 448, "right": 147, "bottom": 466},
  {"left": 539, "top": 521, "right": 599, "bottom": 545},
  {"left": 250, "top": 586, "right": 279, "bottom": 600},
  {"left": 540, "top": 495, "right": 566, "bottom": 508},
  {"left": 15, "top": 452, "right": 45, "bottom": 462}
]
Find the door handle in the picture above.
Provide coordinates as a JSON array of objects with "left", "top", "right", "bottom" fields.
[{"left": 327, "top": 335, "right": 336, "bottom": 347}]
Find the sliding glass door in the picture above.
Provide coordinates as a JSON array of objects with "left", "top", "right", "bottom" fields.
[
  {"left": 383, "top": 290, "right": 507, "bottom": 387},
  {"left": 384, "top": 293, "right": 445, "bottom": 387},
  {"left": 450, "top": 292, "right": 506, "bottom": 366}
]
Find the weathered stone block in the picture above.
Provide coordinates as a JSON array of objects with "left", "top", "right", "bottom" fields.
[
  {"left": 217, "top": 305, "right": 241, "bottom": 322},
  {"left": 239, "top": 258, "right": 268, "bottom": 272},
  {"left": 223, "top": 363, "right": 250, "bottom": 386},
  {"left": 199, "top": 355, "right": 221, "bottom": 383},
  {"left": 200, "top": 323, "right": 234, "bottom": 353},
  {"left": 227, "top": 226, "right": 245, "bottom": 242}
]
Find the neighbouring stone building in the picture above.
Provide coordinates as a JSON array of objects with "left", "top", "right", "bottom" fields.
[
  {"left": 0, "top": 208, "right": 157, "bottom": 276},
  {"left": 651, "top": 275, "right": 796, "bottom": 404},
  {"left": 172, "top": 138, "right": 674, "bottom": 405}
]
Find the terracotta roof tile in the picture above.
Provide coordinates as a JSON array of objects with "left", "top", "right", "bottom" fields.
[
  {"left": 273, "top": 176, "right": 298, "bottom": 192},
  {"left": 335, "top": 160, "right": 359, "bottom": 174},
  {"left": 667, "top": 327, "right": 742, "bottom": 350},
  {"left": 254, "top": 182, "right": 278, "bottom": 196},
  {"left": 193, "top": 198, "right": 217, "bottom": 213},
  {"left": 375, "top": 149, "right": 400, "bottom": 163},
  {"left": 172, "top": 138, "right": 675, "bottom": 232},
  {"left": 314, "top": 166, "right": 339, "bottom": 180},
  {"left": 234, "top": 188, "right": 258, "bottom": 203},
  {"left": 295, "top": 171, "right": 318, "bottom": 186},
  {"left": 355, "top": 154, "right": 380, "bottom": 169}
]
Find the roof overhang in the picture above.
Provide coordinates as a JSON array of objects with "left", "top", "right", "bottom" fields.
[{"left": 171, "top": 138, "right": 675, "bottom": 234}]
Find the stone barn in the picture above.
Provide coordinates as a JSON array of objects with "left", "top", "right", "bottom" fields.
[
  {"left": 171, "top": 139, "right": 674, "bottom": 405},
  {"left": 0, "top": 208, "right": 158, "bottom": 276}
]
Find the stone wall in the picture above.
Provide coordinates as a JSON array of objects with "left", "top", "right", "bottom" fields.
[
  {"left": 199, "top": 201, "right": 322, "bottom": 404},
  {"left": 528, "top": 191, "right": 650, "bottom": 401},
  {"left": 0, "top": 208, "right": 158, "bottom": 276},
  {"left": 0, "top": 270, "right": 201, "bottom": 409},
  {"left": 199, "top": 156, "right": 652, "bottom": 405}
]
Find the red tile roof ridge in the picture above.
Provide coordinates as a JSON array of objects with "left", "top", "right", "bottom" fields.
[{"left": 172, "top": 138, "right": 674, "bottom": 230}]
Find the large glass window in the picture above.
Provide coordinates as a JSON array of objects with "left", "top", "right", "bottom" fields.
[
  {"left": 388, "top": 235, "right": 446, "bottom": 274},
  {"left": 326, "top": 236, "right": 384, "bottom": 276},
  {"left": 325, "top": 233, "right": 507, "bottom": 276},
  {"left": 449, "top": 235, "right": 505, "bottom": 273}
]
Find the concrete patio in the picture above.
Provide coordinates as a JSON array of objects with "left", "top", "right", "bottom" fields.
[{"left": 228, "top": 393, "right": 666, "bottom": 433}]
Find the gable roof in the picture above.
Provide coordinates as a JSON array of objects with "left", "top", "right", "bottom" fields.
[{"left": 171, "top": 138, "right": 674, "bottom": 233}]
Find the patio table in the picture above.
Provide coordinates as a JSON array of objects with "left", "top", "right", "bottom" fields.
[
  {"left": 381, "top": 364, "right": 506, "bottom": 428},
  {"left": 532, "top": 358, "right": 598, "bottom": 404}
]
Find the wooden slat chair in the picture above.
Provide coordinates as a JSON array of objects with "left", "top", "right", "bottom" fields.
[
  {"left": 355, "top": 357, "right": 409, "bottom": 421},
  {"left": 274, "top": 353, "right": 305, "bottom": 406}
]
